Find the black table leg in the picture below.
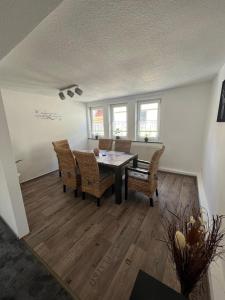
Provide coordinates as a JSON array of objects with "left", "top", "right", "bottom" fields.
[
  {"left": 125, "top": 167, "right": 128, "bottom": 200},
  {"left": 115, "top": 167, "right": 122, "bottom": 204},
  {"left": 133, "top": 155, "right": 138, "bottom": 168}
]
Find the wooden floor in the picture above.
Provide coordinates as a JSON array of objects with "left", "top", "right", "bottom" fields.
[{"left": 22, "top": 171, "right": 210, "bottom": 300}]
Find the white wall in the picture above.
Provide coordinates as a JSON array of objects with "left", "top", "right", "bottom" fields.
[
  {"left": 2, "top": 89, "right": 88, "bottom": 182},
  {"left": 202, "top": 67, "right": 225, "bottom": 215},
  {"left": 0, "top": 90, "right": 29, "bottom": 238},
  {"left": 0, "top": 160, "right": 17, "bottom": 233},
  {"left": 201, "top": 64, "right": 225, "bottom": 300},
  {"left": 87, "top": 80, "right": 211, "bottom": 175}
]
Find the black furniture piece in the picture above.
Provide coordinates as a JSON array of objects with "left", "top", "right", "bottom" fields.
[{"left": 130, "top": 270, "right": 187, "bottom": 300}]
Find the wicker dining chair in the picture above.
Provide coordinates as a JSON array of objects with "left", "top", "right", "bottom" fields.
[
  {"left": 52, "top": 139, "right": 70, "bottom": 177},
  {"left": 98, "top": 138, "right": 113, "bottom": 151},
  {"left": 74, "top": 151, "right": 114, "bottom": 206},
  {"left": 114, "top": 139, "right": 132, "bottom": 153},
  {"left": 125, "top": 145, "right": 165, "bottom": 206},
  {"left": 55, "top": 148, "right": 80, "bottom": 197}
]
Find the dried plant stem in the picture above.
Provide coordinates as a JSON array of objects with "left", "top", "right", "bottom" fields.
[{"left": 162, "top": 204, "right": 225, "bottom": 298}]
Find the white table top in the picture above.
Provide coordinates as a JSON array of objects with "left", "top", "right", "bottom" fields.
[
  {"left": 73, "top": 150, "right": 137, "bottom": 167},
  {"left": 96, "top": 150, "right": 136, "bottom": 167}
]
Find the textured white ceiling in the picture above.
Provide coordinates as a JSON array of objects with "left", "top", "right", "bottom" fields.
[
  {"left": 1, "top": 0, "right": 225, "bottom": 102},
  {"left": 0, "top": 0, "right": 62, "bottom": 60}
]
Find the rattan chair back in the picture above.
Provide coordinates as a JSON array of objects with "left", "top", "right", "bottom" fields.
[
  {"left": 114, "top": 139, "right": 132, "bottom": 153},
  {"left": 52, "top": 139, "right": 69, "bottom": 150},
  {"left": 74, "top": 151, "right": 100, "bottom": 183},
  {"left": 148, "top": 145, "right": 165, "bottom": 179},
  {"left": 98, "top": 139, "right": 113, "bottom": 151},
  {"left": 55, "top": 147, "right": 78, "bottom": 187},
  {"left": 52, "top": 140, "right": 70, "bottom": 175}
]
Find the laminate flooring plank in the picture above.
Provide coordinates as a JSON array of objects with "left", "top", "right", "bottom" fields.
[{"left": 22, "top": 171, "right": 209, "bottom": 300}]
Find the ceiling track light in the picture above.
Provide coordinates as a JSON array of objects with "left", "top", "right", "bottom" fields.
[
  {"left": 67, "top": 90, "right": 74, "bottom": 97},
  {"left": 75, "top": 87, "right": 83, "bottom": 96},
  {"left": 58, "top": 91, "right": 65, "bottom": 100},
  {"left": 58, "top": 84, "right": 83, "bottom": 100}
]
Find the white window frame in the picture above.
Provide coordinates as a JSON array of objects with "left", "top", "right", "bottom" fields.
[
  {"left": 110, "top": 103, "right": 128, "bottom": 138},
  {"left": 89, "top": 106, "right": 105, "bottom": 138},
  {"left": 136, "top": 99, "right": 161, "bottom": 141}
]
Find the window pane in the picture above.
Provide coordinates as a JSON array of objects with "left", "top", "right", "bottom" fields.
[
  {"left": 146, "top": 110, "right": 158, "bottom": 120},
  {"left": 91, "top": 108, "right": 104, "bottom": 136},
  {"left": 141, "top": 103, "right": 158, "bottom": 110},
  {"left": 112, "top": 105, "right": 127, "bottom": 137},
  {"left": 139, "top": 131, "right": 158, "bottom": 138},
  {"left": 138, "top": 101, "right": 159, "bottom": 140},
  {"left": 114, "top": 106, "right": 126, "bottom": 113}
]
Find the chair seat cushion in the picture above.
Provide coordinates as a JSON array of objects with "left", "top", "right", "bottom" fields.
[{"left": 128, "top": 171, "right": 148, "bottom": 181}]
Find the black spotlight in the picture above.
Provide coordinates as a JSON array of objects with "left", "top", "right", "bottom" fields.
[
  {"left": 58, "top": 91, "right": 65, "bottom": 100},
  {"left": 67, "top": 90, "right": 74, "bottom": 97},
  {"left": 75, "top": 87, "right": 83, "bottom": 96}
]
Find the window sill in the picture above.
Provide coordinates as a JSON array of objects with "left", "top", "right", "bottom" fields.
[{"left": 88, "top": 138, "right": 163, "bottom": 144}]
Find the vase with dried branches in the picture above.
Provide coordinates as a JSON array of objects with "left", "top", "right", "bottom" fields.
[{"left": 163, "top": 206, "right": 225, "bottom": 299}]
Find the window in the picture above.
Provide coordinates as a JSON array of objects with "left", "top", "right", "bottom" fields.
[
  {"left": 90, "top": 107, "right": 104, "bottom": 137},
  {"left": 111, "top": 104, "right": 127, "bottom": 137},
  {"left": 137, "top": 100, "right": 160, "bottom": 140}
]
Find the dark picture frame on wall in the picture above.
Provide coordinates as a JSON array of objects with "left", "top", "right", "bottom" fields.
[{"left": 217, "top": 80, "right": 225, "bottom": 122}]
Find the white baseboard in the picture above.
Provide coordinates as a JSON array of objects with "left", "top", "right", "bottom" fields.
[
  {"left": 159, "top": 166, "right": 197, "bottom": 177},
  {"left": 19, "top": 168, "right": 58, "bottom": 184},
  {"left": 196, "top": 172, "right": 225, "bottom": 300}
]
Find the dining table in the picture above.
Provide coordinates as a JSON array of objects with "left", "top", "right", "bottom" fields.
[{"left": 74, "top": 150, "right": 138, "bottom": 204}]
